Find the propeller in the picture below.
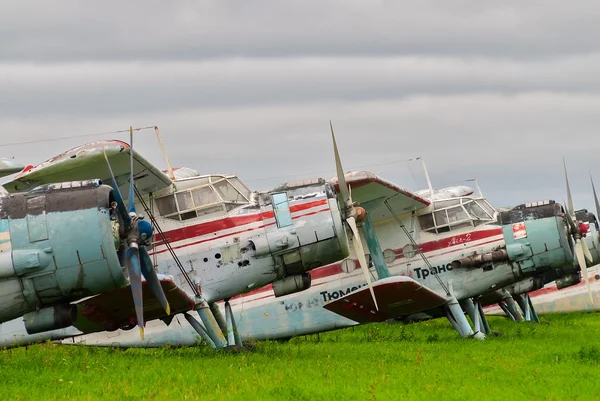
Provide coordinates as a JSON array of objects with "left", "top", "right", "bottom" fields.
[
  {"left": 563, "top": 160, "right": 594, "bottom": 304},
  {"left": 103, "top": 126, "right": 170, "bottom": 339},
  {"left": 330, "top": 121, "right": 378, "bottom": 311}
]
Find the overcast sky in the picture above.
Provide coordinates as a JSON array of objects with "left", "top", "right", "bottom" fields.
[{"left": 2, "top": 1, "right": 600, "bottom": 210}]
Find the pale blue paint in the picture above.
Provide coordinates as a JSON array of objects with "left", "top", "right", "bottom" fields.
[{"left": 0, "top": 219, "right": 9, "bottom": 246}]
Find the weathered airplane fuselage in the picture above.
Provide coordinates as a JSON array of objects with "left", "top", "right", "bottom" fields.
[{"left": 142, "top": 178, "right": 349, "bottom": 304}]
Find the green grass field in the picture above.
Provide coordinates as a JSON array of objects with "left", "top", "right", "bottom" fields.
[{"left": 2, "top": 313, "right": 600, "bottom": 400}]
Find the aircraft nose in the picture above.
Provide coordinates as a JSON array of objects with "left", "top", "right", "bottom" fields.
[{"left": 497, "top": 200, "right": 577, "bottom": 276}]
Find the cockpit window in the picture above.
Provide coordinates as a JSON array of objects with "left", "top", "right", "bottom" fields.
[
  {"left": 479, "top": 200, "right": 496, "bottom": 219},
  {"left": 434, "top": 210, "right": 448, "bottom": 226},
  {"left": 447, "top": 206, "right": 468, "bottom": 223},
  {"left": 156, "top": 195, "right": 177, "bottom": 217},
  {"left": 418, "top": 197, "right": 497, "bottom": 234},
  {"left": 213, "top": 179, "right": 246, "bottom": 203},
  {"left": 176, "top": 191, "right": 194, "bottom": 211},
  {"left": 154, "top": 175, "right": 252, "bottom": 221},
  {"left": 419, "top": 213, "right": 435, "bottom": 230},
  {"left": 192, "top": 186, "right": 219, "bottom": 206},
  {"left": 464, "top": 201, "right": 488, "bottom": 220},
  {"left": 228, "top": 177, "right": 252, "bottom": 200}
]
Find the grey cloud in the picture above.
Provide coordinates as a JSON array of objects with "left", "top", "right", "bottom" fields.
[
  {"left": 2, "top": 1, "right": 600, "bottom": 61},
  {"left": 3, "top": 55, "right": 600, "bottom": 117},
  {"left": 2, "top": 1, "right": 600, "bottom": 214},
  {"left": 2, "top": 94, "right": 599, "bottom": 210}
]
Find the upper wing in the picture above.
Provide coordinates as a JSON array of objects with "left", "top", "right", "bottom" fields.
[
  {"left": 331, "top": 171, "right": 430, "bottom": 222},
  {"left": 0, "top": 158, "right": 24, "bottom": 179},
  {"left": 3, "top": 140, "right": 172, "bottom": 198},
  {"left": 322, "top": 276, "right": 447, "bottom": 323},
  {"left": 72, "top": 275, "right": 195, "bottom": 333}
]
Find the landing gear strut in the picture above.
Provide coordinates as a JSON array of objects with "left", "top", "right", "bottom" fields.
[
  {"left": 461, "top": 298, "right": 492, "bottom": 336},
  {"left": 497, "top": 289, "right": 525, "bottom": 322},
  {"left": 496, "top": 290, "right": 540, "bottom": 323},
  {"left": 514, "top": 293, "right": 540, "bottom": 323},
  {"left": 446, "top": 296, "right": 486, "bottom": 340},
  {"left": 184, "top": 298, "right": 243, "bottom": 350}
]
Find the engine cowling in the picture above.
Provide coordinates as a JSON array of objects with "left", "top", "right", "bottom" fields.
[
  {"left": 0, "top": 180, "right": 127, "bottom": 324},
  {"left": 555, "top": 273, "right": 581, "bottom": 290},
  {"left": 272, "top": 273, "right": 311, "bottom": 297},
  {"left": 23, "top": 304, "right": 77, "bottom": 334},
  {"left": 498, "top": 200, "right": 575, "bottom": 276}
]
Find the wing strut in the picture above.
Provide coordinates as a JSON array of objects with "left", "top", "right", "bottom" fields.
[
  {"left": 133, "top": 186, "right": 200, "bottom": 298},
  {"left": 383, "top": 198, "right": 450, "bottom": 296}
]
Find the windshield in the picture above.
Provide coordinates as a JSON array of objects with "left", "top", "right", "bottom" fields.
[
  {"left": 154, "top": 175, "right": 252, "bottom": 222},
  {"left": 418, "top": 197, "right": 497, "bottom": 234}
]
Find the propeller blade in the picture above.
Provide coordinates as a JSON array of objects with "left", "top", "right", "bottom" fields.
[
  {"left": 591, "top": 173, "right": 600, "bottom": 225},
  {"left": 103, "top": 147, "right": 131, "bottom": 226},
  {"left": 575, "top": 240, "right": 594, "bottom": 305},
  {"left": 330, "top": 121, "right": 352, "bottom": 210},
  {"left": 126, "top": 244, "right": 145, "bottom": 339},
  {"left": 347, "top": 216, "right": 379, "bottom": 311},
  {"left": 140, "top": 246, "right": 170, "bottom": 315},
  {"left": 564, "top": 204, "right": 577, "bottom": 232},
  {"left": 128, "top": 126, "right": 136, "bottom": 214},
  {"left": 563, "top": 158, "right": 574, "bottom": 215},
  {"left": 581, "top": 236, "right": 594, "bottom": 264}
]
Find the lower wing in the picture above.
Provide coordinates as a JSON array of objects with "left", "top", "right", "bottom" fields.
[
  {"left": 73, "top": 275, "right": 195, "bottom": 333},
  {"left": 322, "top": 276, "right": 447, "bottom": 323}
]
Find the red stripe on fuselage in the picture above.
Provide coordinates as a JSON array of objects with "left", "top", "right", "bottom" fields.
[
  {"left": 152, "top": 207, "right": 330, "bottom": 255},
  {"left": 153, "top": 199, "right": 328, "bottom": 245},
  {"left": 400, "top": 228, "right": 503, "bottom": 258}
]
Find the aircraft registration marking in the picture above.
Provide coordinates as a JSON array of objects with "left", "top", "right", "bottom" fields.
[{"left": 447, "top": 233, "right": 472, "bottom": 247}]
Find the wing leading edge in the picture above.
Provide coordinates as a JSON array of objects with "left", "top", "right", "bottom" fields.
[
  {"left": 3, "top": 140, "right": 172, "bottom": 198},
  {"left": 331, "top": 171, "right": 431, "bottom": 223},
  {"left": 322, "top": 276, "right": 447, "bottom": 324}
]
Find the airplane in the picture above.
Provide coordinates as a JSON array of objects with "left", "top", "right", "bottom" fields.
[
  {"left": 1, "top": 125, "right": 595, "bottom": 347},
  {"left": 482, "top": 206, "right": 600, "bottom": 321},
  {"left": 475, "top": 168, "right": 600, "bottom": 323},
  {"left": 0, "top": 127, "right": 366, "bottom": 349},
  {"left": 0, "top": 155, "right": 168, "bottom": 334}
]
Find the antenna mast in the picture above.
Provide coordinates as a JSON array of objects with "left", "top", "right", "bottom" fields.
[
  {"left": 466, "top": 178, "right": 484, "bottom": 197},
  {"left": 154, "top": 126, "right": 175, "bottom": 181},
  {"left": 417, "top": 157, "right": 434, "bottom": 197}
]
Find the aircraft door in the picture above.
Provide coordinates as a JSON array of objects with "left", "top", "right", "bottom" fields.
[
  {"left": 26, "top": 195, "right": 48, "bottom": 243},
  {"left": 258, "top": 191, "right": 303, "bottom": 276}
]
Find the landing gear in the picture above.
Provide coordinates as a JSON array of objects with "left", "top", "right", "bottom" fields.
[
  {"left": 184, "top": 298, "right": 244, "bottom": 350},
  {"left": 446, "top": 296, "right": 486, "bottom": 340},
  {"left": 497, "top": 289, "right": 525, "bottom": 322},
  {"left": 460, "top": 298, "right": 492, "bottom": 336},
  {"left": 514, "top": 293, "right": 540, "bottom": 323},
  {"left": 496, "top": 291, "right": 540, "bottom": 323}
]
